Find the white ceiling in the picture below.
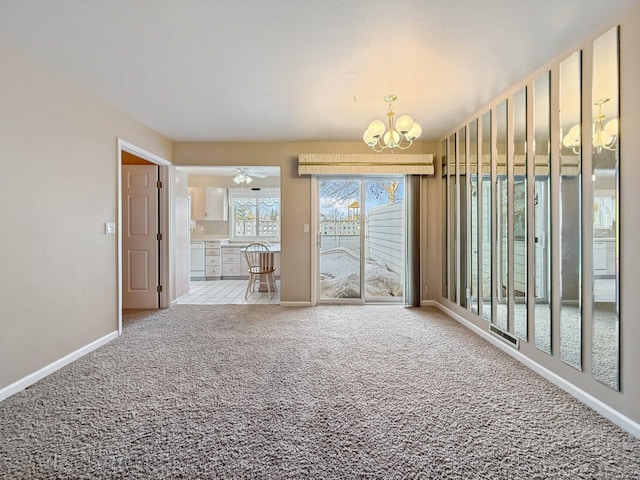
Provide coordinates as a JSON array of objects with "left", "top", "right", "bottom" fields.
[{"left": 1, "top": 0, "right": 636, "bottom": 142}]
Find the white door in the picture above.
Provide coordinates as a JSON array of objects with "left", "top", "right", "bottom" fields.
[{"left": 122, "top": 165, "right": 159, "bottom": 309}]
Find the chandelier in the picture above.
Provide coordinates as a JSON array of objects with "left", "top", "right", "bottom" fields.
[
  {"left": 562, "top": 98, "right": 618, "bottom": 154},
  {"left": 363, "top": 94, "right": 422, "bottom": 152}
]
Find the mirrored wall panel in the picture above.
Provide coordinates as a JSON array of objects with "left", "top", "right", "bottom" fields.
[
  {"left": 449, "top": 133, "right": 457, "bottom": 303},
  {"left": 459, "top": 126, "right": 468, "bottom": 308},
  {"left": 496, "top": 100, "right": 508, "bottom": 331},
  {"left": 559, "top": 51, "right": 583, "bottom": 370},
  {"left": 442, "top": 139, "right": 448, "bottom": 299},
  {"left": 591, "top": 27, "right": 620, "bottom": 390},
  {"left": 481, "top": 110, "right": 493, "bottom": 322},
  {"left": 534, "top": 71, "right": 552, "bottom": 353},
  {"left": 469, "top": 119, "right": 479, "bottom": 315},
  {"left": 513, "top": 87, "right": 528, "bottom": 340}
]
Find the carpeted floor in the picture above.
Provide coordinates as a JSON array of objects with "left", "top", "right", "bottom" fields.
[{"left": 1, "top": 305, "right": 639, "bottom": 479}]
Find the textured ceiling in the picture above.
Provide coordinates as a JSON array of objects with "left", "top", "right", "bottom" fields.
[{"left": 0, "top": 0, "right": 636, "bottom": 142}]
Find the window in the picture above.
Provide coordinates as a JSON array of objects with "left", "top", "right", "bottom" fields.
[{"left": 229, "top": 187, "right": 280, "bottom": 241}]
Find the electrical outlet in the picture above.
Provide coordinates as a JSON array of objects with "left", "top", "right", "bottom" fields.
[{"left": 105, "top": 222, "right": 115, "bottom": 234}]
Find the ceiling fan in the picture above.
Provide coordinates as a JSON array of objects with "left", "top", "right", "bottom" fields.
[{"left": 233, "top": 167, "right": 267, "bottom": 185}]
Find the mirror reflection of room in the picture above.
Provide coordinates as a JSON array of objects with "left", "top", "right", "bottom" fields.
[{"left": 591, "top": 26, "right": 620, "bottom": 390}]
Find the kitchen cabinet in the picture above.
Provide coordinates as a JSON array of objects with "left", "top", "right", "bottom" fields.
[
  {"left": 594, "top": 238, "right": 616, "bottom": 276},
  {"left": 221, "top": 244, "right": 280, "bottom": 278},
  {"left": 188, "top": 187, "right": 228, "bottom": 221},
  {"left": 205, "top": 240, "right": 225, "bottom": 279},
  {"left": 221, "top": 245, "right": 248, "bottom": 277}
]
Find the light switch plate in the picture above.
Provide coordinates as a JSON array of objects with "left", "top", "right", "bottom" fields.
[{"left": 105, "top": 222, "right": 116, "bottom": 234}]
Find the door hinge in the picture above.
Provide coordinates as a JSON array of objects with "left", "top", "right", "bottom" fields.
[
  {"left": 157, "top": 285, "right": 163, "bottom": 293},
  {"left": 156, "top": 181, "right": 162, "bottom": 188},
  {"left": 157, "top": 233, "right": 163, "bottom": 241}
]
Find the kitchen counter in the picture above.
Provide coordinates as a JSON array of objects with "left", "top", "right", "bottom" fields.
[{"left": 190, "top": 235, "right": 230, "bottom": 242}]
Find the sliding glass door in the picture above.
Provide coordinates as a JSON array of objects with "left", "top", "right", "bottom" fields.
[{"left": 318, "top": 176, "right": 405, "bottom": 302}]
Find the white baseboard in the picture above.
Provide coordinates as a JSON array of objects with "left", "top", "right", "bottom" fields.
[
  {"left": 432, "top": 301, "right": 640, "bottom": 440},
  {"left": 279, "top": 301, "right": 312, "bottom": 307},
  {"left": 0, "top": 331, "right": 119, "bottom": 403},
  {"left": 420, "top": 300, "right": 439, "bottom": 307}
]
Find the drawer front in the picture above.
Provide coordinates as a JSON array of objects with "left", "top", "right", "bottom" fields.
[
  {"left": 222, "top": 263, "right": 245, "bottom": 276},
  {"left": 205, "top": 256, "right": 221, "bottom": 266},
  {"left": 205, "top": 241, "right": 221, "bottom": 248},
  {"left": 205, "top": 266, "right": 221, "bottom": 276},
  {"left": 205, "top": 248, "right": 220, "bottom": 256},
  {"left": 223, "top": 254, "right": 242, "bottom": 264},
  {"left": 222, "top": 246, "right": 244, "bottom": 255}
]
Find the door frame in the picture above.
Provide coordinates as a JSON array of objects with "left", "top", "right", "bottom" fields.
[
  {"left": 311, "top": 175, "right": 407, "bottom": 306},
  {"left": 117, "top": 138, "right": 171, "bottom": 335}
]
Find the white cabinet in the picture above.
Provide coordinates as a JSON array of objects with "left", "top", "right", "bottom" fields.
[
  {"left": 188, "top": 187, "right": 228, "bottom": 221},
  {"left": 221, "top": 246, "right": 248, "bottom": 277},
  {"left": 205, "top": 240, "right": 226, "bottom": 279},
  {"left": 594, "top": 239, "right": 616, "bottom": 276},
  {"left": 221, "top": 244, "right": 280, "bottom": 278}
]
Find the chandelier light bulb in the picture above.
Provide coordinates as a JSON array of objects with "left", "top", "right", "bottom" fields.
[
  {"left": 363, "top": 129, "right": 376, "bottom": 146},
  {"left": 561, "top": 98, "right": 617, "bottom": 154},
  {"left": 395, "top": 114, "right": 414, "bottom": 134},
  {"left": 367, "top": 120, "right": 386, "bottom": 138},
  {"left": 406, "top": 122, "right": 422, "bottom": 140}
]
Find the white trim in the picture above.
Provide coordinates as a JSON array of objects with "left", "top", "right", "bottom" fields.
[
  {"left": 279, "top": 301, "right": 312, "bottom": 307},
  {"left": 310, "top": 177, "right": 319, "bottom": 306},
  {"left": 420, "top": 300, "right": 439, "bottom": 307},
  {"left": 117, "top": 139, "right": 171, "bottom": 335},
  {"left": 0, "top": 331, "right": 118, "bottom": 402},
  {"left": 433, "top": 301, "right": 640, "bottom": 440}
]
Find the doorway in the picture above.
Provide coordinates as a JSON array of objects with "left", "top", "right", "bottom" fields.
[
  {"left": 117, "top": 139, "right": 172, "bottom": 335},
  {"left": 315, "top": 176, "right": 405, "bottom": 303}
]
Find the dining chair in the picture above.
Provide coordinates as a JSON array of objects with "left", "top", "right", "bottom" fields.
[{"left": 244, "top": 242, "right": 277, "bottom": 299}]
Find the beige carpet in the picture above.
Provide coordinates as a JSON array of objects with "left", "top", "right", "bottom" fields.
[{"left": 1, "top": 305, "right": 639, "bottom": 479}]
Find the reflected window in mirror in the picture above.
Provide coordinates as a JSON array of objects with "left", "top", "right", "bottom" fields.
[
  {"left": 534, "top": 71, "right": 552, "bottom": 354},
  {"left": 496, "top": 100, "right": 509, "bottom": 331},
  {"left": 559, "top": 51, "right": 583, "bottom": 370},
  {"left": 481, "top": 110, "right": 493, "bottom": 323},
  {"left": 513, "top": 87, "right": 528, "bottom": 340},
  {"left": 591, "top": 27, "right": 619, "bottom": 390},
  {"left": 469, "top": 119, "right": 479, "bottom": 315}
]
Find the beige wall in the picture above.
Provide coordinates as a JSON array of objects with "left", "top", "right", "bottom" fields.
[
  {"left": 0, "top": 44, "right": 171, "bottom": 390},
  {"left": 173, "top": 142, "right": 436, "bottom": 303},
  {"left": 429, "top": 2, "right": 640, "bottom": 426}
]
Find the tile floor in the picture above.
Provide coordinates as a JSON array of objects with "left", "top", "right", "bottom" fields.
[{"left": 176, "top": 279, "right": 280, "bottom": 305}]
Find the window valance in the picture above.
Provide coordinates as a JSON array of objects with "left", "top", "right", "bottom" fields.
[{"left": 298, "top": 153, "right": 434, "bottom": 175}]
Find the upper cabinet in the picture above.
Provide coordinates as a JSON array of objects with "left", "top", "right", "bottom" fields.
[{"left": 188, "top": 187, "right": 228, "bottom": 221}]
